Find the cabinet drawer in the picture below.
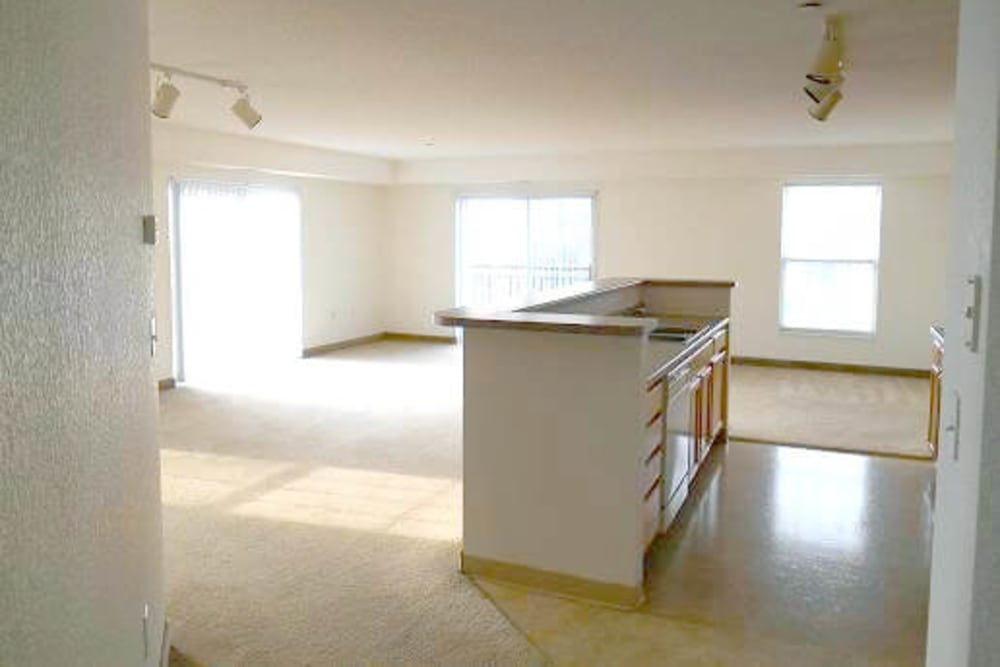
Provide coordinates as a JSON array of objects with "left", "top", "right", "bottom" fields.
[
  {"left": 691, "top": 341, "right": 714, "bottom": 371},
  {"left": 643, "top": 415, "right": 664, "bottom": 460},
  {"left": 713, "top": 329, "right": 728, "bottom": 353},
  {"left": 645, "top": 377, "right": 665, "bottom": 423},
  {"left": 641, "top": 447, "right": 663, "bottom": 498},
  {"left": 642, "top": 478, "right": 663, "bottom": 548}
]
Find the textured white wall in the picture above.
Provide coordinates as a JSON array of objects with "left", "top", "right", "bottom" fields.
[
  {"left": 151, "top": 162, "right": 387, "bottom": 380},
  {"left": 384, "top": 162, "right": 950, "bottom": 369},
  {"left": 926, "top": 0, "right": 1000, "bottom": 663},
  {"left": 0, "top": 3, "right": 164, "bottom": 666}
]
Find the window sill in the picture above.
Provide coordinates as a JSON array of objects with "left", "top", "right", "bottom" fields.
[{"left": 779, "top": 327, "right": 876, "bottom": 340}]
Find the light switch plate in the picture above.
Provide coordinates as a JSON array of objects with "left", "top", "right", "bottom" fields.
[
  {"left": 963, "top": 275, "right": 982, "bottom": 352},
  {"left": 142, "top": 215, "right": 157, "bottom": 245}
]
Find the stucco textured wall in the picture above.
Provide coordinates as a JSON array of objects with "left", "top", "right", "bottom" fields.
[{"left": 0, "top": 2, "right": 164, "bottom": 665}]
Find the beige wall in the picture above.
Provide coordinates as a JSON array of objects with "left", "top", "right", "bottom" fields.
[
  {"left": 600, "top": 175, "right": 950, "bottom": 369},
  {"left": 151, "top": 131, "right": 952, "bottom": 377},
  {"left": 383, "top": 186, "right": 458, "bottom": 337},
  {"left": 385, "top": 149, "right": 951, "bottom": 370},
  {"left": 151, "top": 161, "right": 388, "bottom": 381}
]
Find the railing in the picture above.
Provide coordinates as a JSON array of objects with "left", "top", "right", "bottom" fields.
[{"left": 460, "top": 265, "right": 593, "bottom": 308}]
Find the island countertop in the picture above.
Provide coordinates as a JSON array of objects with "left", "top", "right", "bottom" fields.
[{"left": 435, "top": 277, "right": 736, "bottom": 336}]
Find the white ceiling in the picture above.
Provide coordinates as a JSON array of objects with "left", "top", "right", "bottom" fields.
[{"left": 149, "top": 0, "right": 959, "bottom": 160}]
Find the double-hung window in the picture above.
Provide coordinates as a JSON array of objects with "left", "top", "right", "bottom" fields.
[
  {"left": 456, "top": 196, "right": 595, "bottom": 308},
  {"left": 779, "top": 184, "right": 882, "bottom": 334}
]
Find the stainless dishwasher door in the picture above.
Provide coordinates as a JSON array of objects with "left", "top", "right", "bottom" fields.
[{"left": 663, "top": 366, "right": 694, "bottom": 510}]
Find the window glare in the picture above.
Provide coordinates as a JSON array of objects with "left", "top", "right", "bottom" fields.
[
  {"left": 782, "top": 261, "right": 876, "bottom": 332},
  {"left": 779, "top": 184, "right": 882, "bottom": 334},
  {"left": 782, "top": 185, "right": 881, "bottom": 261},
  {"left": 457, "top": 196, "right": 594, "bottom": 308}
]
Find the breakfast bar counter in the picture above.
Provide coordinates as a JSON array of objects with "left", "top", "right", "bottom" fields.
[{"left": 437, "top": 278, "right": 736, "bottom": 606}]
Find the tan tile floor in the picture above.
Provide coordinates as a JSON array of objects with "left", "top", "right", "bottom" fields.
[{"left": 478, "top": 443, "right": 934, "bottom": 666}]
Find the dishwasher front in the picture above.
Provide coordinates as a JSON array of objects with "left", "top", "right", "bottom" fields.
[{"left": 662, "top": 364, "right": 694, "bottom": 530}]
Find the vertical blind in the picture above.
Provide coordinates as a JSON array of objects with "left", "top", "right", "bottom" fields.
[
  {"left": 456, "top": 196, "right": 595, "bottom": 308},
  {"left": 174, "top": 180, "right": 302, "bottom": 379}
]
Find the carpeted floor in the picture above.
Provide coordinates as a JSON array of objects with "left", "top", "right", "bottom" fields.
[
  {"left": 159, "top": 342, "right": 544, "bottom": 666},
  {"left": 728, "top": 364, "right": 932, "bottom": 459},
  {"left": 159, "top": 342, "right": 933, "bottom": 665}
]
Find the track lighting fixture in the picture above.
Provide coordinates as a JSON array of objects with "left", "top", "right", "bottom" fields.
[
  {"left": 808, "top": 86, "right": 843, "bottom": 121},
  {"left": 149, "top": 63, "right": 263, "bottom": 130},
  {"left": 803, "top": 14, "right": 845, "bottom": 121},
  {"left": 151, "top": 76, "right": 181, "bottom": 119},
  {"left": 807, "top": 16, "right": 844, "bottom": 84},
  {"left": 803, "top": 76, "right": 841, "bottom": 105},
  {"left": 231, "top": 95, "right": 263, "bottom": 130}
]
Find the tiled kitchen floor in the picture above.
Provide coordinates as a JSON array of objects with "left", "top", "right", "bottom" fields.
[{"left": 480, "top": 441, "right": 935, "bottom": 666}]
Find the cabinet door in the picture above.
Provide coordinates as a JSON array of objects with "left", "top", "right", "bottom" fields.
[
  {"left": 928, "top": 370, "right": 942, "bottom": 458},
  {"left": 690, "top": 367, "right": 712, "bottom": 474},
  {"left": 700, "top": 365, "right": 713, "bottom": 459},
  {"left": 690, "top": 375, "right": 703, "bottom": 471},
  {"left": 710, "top": 350, "right": 728, "bottom": 442}
]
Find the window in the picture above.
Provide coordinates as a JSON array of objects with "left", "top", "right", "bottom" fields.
[
  {"left": 456, "top": 196, "right": 594, "bottom": 308},
  {"left": 779, "top": 184, "right": 882, "bottom": 334}
]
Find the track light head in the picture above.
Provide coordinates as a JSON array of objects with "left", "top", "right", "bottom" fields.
[
  {"left": 807, "top": 15, "right": 844, "bottom": 85},
  {"left": 803, "top": 76, "right": 842, "bottom": 104},
  {"left": 808, "top": 86, "right": 843, "bottom": 121},
  {"left": 231, "top": 95, "right": 262, "bottom": 130},
  {"left": 151, "top": 78, "right": 181, "bottom": 119}
]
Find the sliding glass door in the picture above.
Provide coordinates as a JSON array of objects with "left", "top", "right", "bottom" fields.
[
  {"left": 456, "top": 196, "right": 595, "bottom": 308},
  {"left": 172, "top": 180, "right": 302, "bottom": 382}
]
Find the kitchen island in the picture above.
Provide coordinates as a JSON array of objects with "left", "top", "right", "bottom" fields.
[{"left": 436, "top": 278, "right": 735, "bottom": 606}]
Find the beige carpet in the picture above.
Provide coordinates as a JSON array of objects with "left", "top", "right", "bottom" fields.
[
  {"left": 159, "top": 342, "right": 545, "bottom": 666},
  {"left": 728, "top": 365, "right": 932, "bottom": 459}
]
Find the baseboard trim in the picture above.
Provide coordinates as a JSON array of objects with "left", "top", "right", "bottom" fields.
[
  {"left": 157, "top": 378, "right": 177, "bottom": 391},
  {"left": 733, "top": 437, "right": 935, "bottom": 461},
  {"left": 384, "top": 332, "right": 457, "bottom": 344},
  {"left": 303, "top": 333, "right": 386, "bottom": 357},
  {"left": 461, "top": 552, "right": 644, "bottom": 609},
  {"left": 303, "top": 331, "right": 458, "bottom": 357},
  {"left": 732, "top": 356, "right": 928, "bottom": 378}
]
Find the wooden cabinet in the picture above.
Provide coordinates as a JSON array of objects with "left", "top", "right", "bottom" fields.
[
  {"left": 641, "top": 320, "right": 730, "bottom": 550},
  {"left": 928, "top": 330, "right": 943, "bottom": 459},
  {"left": 709, "top": 349, "right": 728, "bottom": 442},
  {"left": 685, "top": 335, "right": 729, "bottom": 485},
  {"left": 642, "top": 377, "right": 667, "bottom": 549}
]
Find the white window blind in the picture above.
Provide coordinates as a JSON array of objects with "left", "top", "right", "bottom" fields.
[
  {"left": 779, "top": 185, "right": 882, "bottom": 334},
  {"left": 457, "top": 196, "right": 594, "bottom": 308}
]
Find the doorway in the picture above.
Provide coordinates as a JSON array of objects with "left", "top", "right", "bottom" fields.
[{"left": 171, "top": 180, "right": 303, "bottom": 383}]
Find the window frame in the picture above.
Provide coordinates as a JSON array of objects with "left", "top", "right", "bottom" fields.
[
  {"left": 454, "top": 192, "right": 599, "bottom": 309},
  {"left": 777, "top": 182, "right": 883, "bottom": 338}
]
